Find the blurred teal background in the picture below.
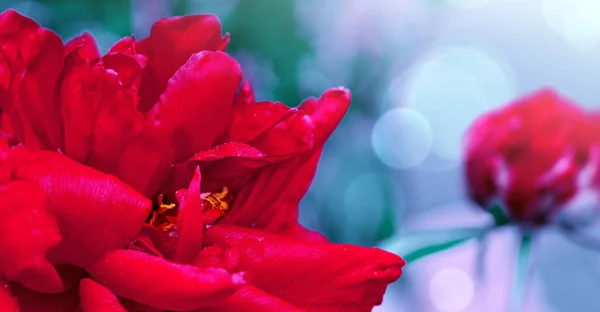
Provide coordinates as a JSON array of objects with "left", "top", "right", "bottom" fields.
[{"left": 4, "top": 0, "right": 600, "bottom": 311}]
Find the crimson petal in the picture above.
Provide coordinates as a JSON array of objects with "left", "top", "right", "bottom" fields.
[
  {"left": 59, "top": 51, "right": 96, "bottom": 163},
  {"left": 86, "top": 66, "right": 144, "bottom": 173},
  {"left": 249, "top": 148, "right": 324, "bottom": 232},
  {"left": 173, "top": 167, "right": 205, "bottom": 264},
  {"left": 204, "top": 225, "right": 404, "bottom": 312},
  {"left": 101, "top": 53, "right": 143, "bottom": 90},
  {"left": 0, "top": 280, "right": 18, "bottom": 311},
  {"left": 226, "top": 100, "right": 296, "bottom": 145},
  {"left": 299, "top": 87, "right": 351, "bottom": 146},
  {"left": 79, "top": 278, "right": 126, "bottom": 312},
  {"left": 196, "top": 285, "right": 302, "bottom": 312},
  {"left": 0, "top": 181, "right": 61, "bottom": 291},
  {"left": 217, "top": 149, "right": 322, "bottom": 232},
  {"left": 60, "top": 43, "right": 144, "bottom": 171},
  {"left": 0, "top": 9, "right": 65, "bottom": 150},
  {"left": 233, "top": 81, "right": 255, "bottom": 107},
  {"left": 87, "top": 250, "right": 244, "bottom": 311},
  {"left": 12, "top": 261, "right": 63, "bottom": 294},
  {"left": 64, "top": 32, "right": 100, "bottom": 62},
  {"left": 137, "top": 14, "right": 230, "bottom": 111},
  {"left": 107, "top": 36, "right": 147, "bottom": 69},
  {"left": 147, "top": 50, "right": 242, "bottom": 161},
  {"left": 14, "top": 150, "right": 151, "bottom": 268},
  {"left": 117, "top": 51, "right": 241, "bottom": 196},
  {"left": 9, "top": 283, "right": 79, "bottom": 312}
]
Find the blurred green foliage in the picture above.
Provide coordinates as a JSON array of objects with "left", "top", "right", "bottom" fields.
[
  {"left": 16, "top": 0, "right": 130, "bottom": 39},
  {"left": 222, "top": 0, "right": 310, "bottom": 107},
  {"left": 173, "top": 0, "right": 310, "bottom": 107}
]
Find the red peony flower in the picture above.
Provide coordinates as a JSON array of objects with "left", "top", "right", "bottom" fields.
[
  {"left": 464, "top": 88, "right": 597, "bottom": 226},
  {"left": 0, "top": 9, "right": 404, "bottom": 311}
]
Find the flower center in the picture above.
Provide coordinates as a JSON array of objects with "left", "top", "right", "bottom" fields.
[
  {"left": 147, "top": 187, "right": 233, "bottom": 234},
  {"left": 200, "top": 187, "right": 233, "bottom": 224}
]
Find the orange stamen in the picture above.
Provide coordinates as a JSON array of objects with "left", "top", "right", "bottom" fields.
[
  {"left": 149, "top": 194, "right": 178, "bottom": 231},
  {"left": 147, "top": 187, "right": 234, "bottom": 232},
  {"left": 201, "top": 187, "right": 231, "bottom": 216}
]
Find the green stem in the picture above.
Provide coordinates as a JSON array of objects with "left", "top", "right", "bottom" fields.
[
  {"left": 511, "top": 233, "right": 532, "bottom": 312},
  {"left": 380, "top": 226, "right": 491, "bottom": 264},
  {"left": 403, "top": 236, "right": 472, "bottom": 263},
  {"left": 380, "top": 205, "right": 512, "bottom": 264}
]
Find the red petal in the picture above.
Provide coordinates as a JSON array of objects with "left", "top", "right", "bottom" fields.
[
  {"left": 101, "top": 53, "right": 143, "bottom": 90},
  {"left": 64, "top": 32, "right": 100, "bottom": 62},
  {"left": 60, "top": 50, "right": 144, "bottom": 172},
  {"left": 261, "top": 148, "right": 324, "bottom": 232},
  {"left": 218, "top": 162, "right": 294, "bottom": 229},
  {"left": 0, "top": 181, "right": 61, "bottom": 285},
  {"left": 226, "top": 100, "right": 297, "bottom": 145},
  {"left": 104, "top": 36, "right": 147, "bottom": 109},
  {"left": 12, "top": 261, "right": 63, "bottom": 293},
  {"left": 107, "top": 36, "right": 147, "bottom": 69},
  {"left": 119, "top": 298, "right": 162, "bottom": 312},
  {"left": 114, "top": 127, "right": 172, "bottom": 197},
  {"left": 0, "top": 9, "right": 65, "bottom": 150},
  {"left": 86, "top": 66, "right": 144, "bottom": 173},
  {"left": 79, "top": 278, "right": 127, "bottom": 312},
  {"left": 194, "top": 245, "right": 240, "bottom": 273},
  {"left": 147, "top": 51, "right": 242, "bottom": 161},
  {"left": 128, "top": 225, "right": 165, "bottom": 258},
  {"left": 283, "top": 223, "right": 329, "bottom": 243},
  {"left": 54, "top": 265, "right": 85, "bottom": 292},
  {"left": 215, "top": 149, "right": 322, "bottom": 232},
  {"left": 183, "top": 142, "right": 269, "bottom": 191},
  {"left": 116, "top": 51, "right": 241, "bottom": 195},
  {"left": 234, "top": 81, "right": 255, "bottom": 107},
  {"left": 209, "top": 89, "right": 349, "bottom": 232},
  {"left": 204, "top": 225, "right": 404, "bottom": 312},
  {"left": 244, "top": 148, "right": 323, "bottom": 233},
  {"left": 0, "top": 52, "right": 9, "bottom": 94},
  {"left": 196, "top": 285, "right": 302, "bottom": 312},
  {"left": 225, "top": 87, "right": 350, "bottom": 159},
  {"left": 14, "top": 150, "right": 151, "bottom": 268},
  {"left": 191, "top": 142, "right": 265, "bottom": 162},
  {"left": 299, "top": 87, "right": 351, "bottom": 146},
  {"left": 0, "top": 280, "right": 18, "bottom": 311},
  {"left": 9, "top": 283, "right": 80, "bottom": 312},
  {"left": 59, "top": 52, "right": 95, "bottom": 163},
  {"left": 137, "top": 14, "right": 230, "bottom": 111},
  {"left": 87, "top": 250, "right": 244, "bottom": 311},
  {"left": 173, "top": 167, "right": 204, "bottom": 264},
  {"left": 15, "top": 264, "right": 82, "bottom": 295}
]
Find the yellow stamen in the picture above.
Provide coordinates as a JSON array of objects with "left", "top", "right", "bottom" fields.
[
  {"left": 157, "top": 194, "right": 177, "bottom": 214},
  {"left": 201, "top": 187, "right": 231, "bottom": 214}
]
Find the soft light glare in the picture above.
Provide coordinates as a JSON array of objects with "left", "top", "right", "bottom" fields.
[
  {"left": 372, "top": 108, "right": 433, "bottom": 169},
  {"left": 401, "top": 45, "right": 517, "bottom": 161},
  {"left": 429, "top": 268, "right": 475, "bottom": 312},
  {"left": 543, "top": 0, "right": 600, "bottom": 50},
  {"left": 444, "top": 0, "right": 497, "bottom": 9}
]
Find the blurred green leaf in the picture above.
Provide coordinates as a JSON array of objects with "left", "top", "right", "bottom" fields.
[
  {"left": 488, "top": 203, "right": 511, "bottom": 227},
  {"left": 223, "top": 0, "right": 310, "bottom": 106},
  {"left": 346, "top": 52, "right": 392, "bottom": 116},
  {"left": 403, "top": 237, "right": 471, "bottom": 263},
  {"left": 172, "top": 0, "right": 189, "bottom": 16},
  {"left": 511, "top": 233, "right": 532, "bottom": 312},
  {"left": 376, "top": 207, "right": 395, "bottom": 242},
  {"left": 34, "top": 0, "right": 131, "bottom": 38},
  {"left": 379, "top": 227, "right": 490, "bottom": 263}
]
